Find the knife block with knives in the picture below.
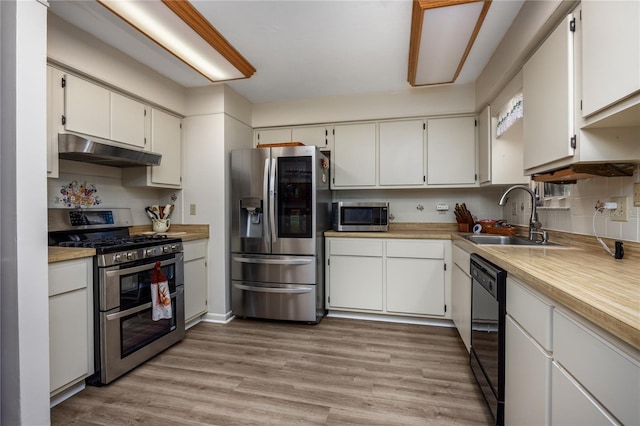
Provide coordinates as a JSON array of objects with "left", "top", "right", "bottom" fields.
[{"left": 454, "top": 203, "right": 475, "bottom": 232}]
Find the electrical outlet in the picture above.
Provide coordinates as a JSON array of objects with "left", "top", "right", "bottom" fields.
[
  {"left": 190, "top": 203, "right": 197, "bottom": 215},
  {"left": 510, "top": 201, "right": 516, "bottom": 216},
  {"left": 610, "top": 196, "right": 628, "bottom": 222},
  {"left": 634, "top": 183, "right": 640, "bottom": 207}
]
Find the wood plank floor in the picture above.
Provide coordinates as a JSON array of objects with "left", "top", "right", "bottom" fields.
[{"left": 51, "top": 317, "right": 493, "bottom": 425}]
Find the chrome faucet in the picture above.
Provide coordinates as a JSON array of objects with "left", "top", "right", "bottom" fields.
[{"left": 498, "top": 185, "right": 547, "bottom": 243}]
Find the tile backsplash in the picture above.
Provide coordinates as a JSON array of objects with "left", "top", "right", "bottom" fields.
[
  {"left": 504, "top": 171, "right": 640, "bottom": 242},
  {"left": 48, "top": 172, "right": 181, "bottom": 225}
]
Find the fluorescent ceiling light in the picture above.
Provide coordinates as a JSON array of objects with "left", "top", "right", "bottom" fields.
[
  {"left": 408, "top": 0, "right": 491, "bottom": 86},
  {"left": 97, "top": 0, "right": 255, "bottom": 83}
]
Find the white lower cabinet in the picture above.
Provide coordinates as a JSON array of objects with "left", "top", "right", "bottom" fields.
[
  {"left": 183, "top": 240, "right": 208, "bottom": 322},
  {"left": 551, "top": 361, "right": 618, "bottom": 425},
  {"left": 326, "top": 238, "right": 449, "bottom": 318},
  {"left": 326, "top": 239, "right": 383, "bottom": 311},
  {"left": 505, "top": 315, "right": 552, "bottom": 425},
  {"left": 451, "top": 244, "right": 471, "bottom": 351},
  {"left": 552, "top": 309, "right": 639, "bottom": 426},
  {"left": 505, "top": 277, "right": 553, "bottom": 425},
  {"left": 48, "top": 258, "right": 93, "bottom": 396}
]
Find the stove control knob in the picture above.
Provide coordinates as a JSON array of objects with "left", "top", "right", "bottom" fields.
[
  {"left": 171, "top": 244, "right": 178, "bottom": 251},
  {"left": 113, "top": 254, "right": 122, "bottom": 263},
  {"left": 126, "top": 252, "right": 135, "bottom": 260},
  {"left": 163, "top": 245, "right": 170, "bottom": 253},
  {"left": 145, "top": 248, "right": 156, "bottom": 257}
]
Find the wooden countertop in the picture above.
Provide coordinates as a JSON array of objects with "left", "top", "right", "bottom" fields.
[
  {"left": 325, "top": 224, "right": 640, "bottom": 351},
  {"left": 48, "top": 224, "right": 209, "bottom": 263}
]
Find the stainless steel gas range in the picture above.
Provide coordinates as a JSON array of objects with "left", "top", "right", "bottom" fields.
[{"left": 48, "top": 208, "right": 185, "bottom": 385}]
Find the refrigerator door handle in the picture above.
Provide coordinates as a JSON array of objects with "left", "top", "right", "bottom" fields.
[
  {"left": 234, "top": 283, "right": 312, "bottom": 294},
  {"left": 269, "top": 157, "right": 277, "bottom": 243},
  {"left": 263, "top": 157, "right": 270, "bottom": 243},
  {"left": 233, "top": 256, "right": 313, "bottom": 265}
]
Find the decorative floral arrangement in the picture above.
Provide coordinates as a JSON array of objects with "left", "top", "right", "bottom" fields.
[{"left": 55, "top": 180, "right": 101, "bottom": 208}]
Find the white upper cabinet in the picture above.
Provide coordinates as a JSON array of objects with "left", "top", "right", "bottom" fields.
[
  {"left": 255, "top": 128, "right": 292, "bottom": 145},
  {"left": 523, "top": 13, "right": 575, "bottom": 171},
  {"left": 123, "top": 108, "right": 182, "bottom": 188},
  {"left": 110, "top": 92, "right": 147, "bottom": 149},
  {"left": 149, "top": 109, "right": 182, "bottom": 186},
  {"left": 292, "top": 126, "right": 333, "bottom": 150},
  {"left": 427, "top": 116, "right": 476, "bottom": 185},
  {"left": 581, "top": 0, "right": 640, "bottom": 118},
  {"left": 63, "top": 73, "right": 149, "bottom": 149},
  {"left": 64, "top": 74, "right": 110, "bottom": 140},
  {"left": 379, "top": 120, "right": 425, "bottom": 186},
  {"left": 47, "top": 66, "right": 64, "bottom": 178},
  {"left": 332, "top": 123, "right": 377, "bottom": 187}
]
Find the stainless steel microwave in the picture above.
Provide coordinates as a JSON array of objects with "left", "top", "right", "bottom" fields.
[{"left": 332, "top": 202, "right": 389, "bottom": 232}]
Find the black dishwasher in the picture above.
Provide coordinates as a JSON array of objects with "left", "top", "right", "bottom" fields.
[{"left": 470, "top": 254, "right": 506, "bottom": 426}]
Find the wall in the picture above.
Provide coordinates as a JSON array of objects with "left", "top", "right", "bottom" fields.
[
  {"left": 47, "top": 163, "right": 180, "bottom": 225},
  {"left": 335, "top": 187, "right": 507, "bottom": 224},
  {"left": 504, "top": 171, "right": 640, "bottom": 243},
  {"left": 252, "top": 83, "right": 476, "bottom": 128},
  {"left": 1, "top": 1, "right": 50, "bottom": 424},
  {"left": 183, "top": 85, "right": 253, "bottom": 321}
]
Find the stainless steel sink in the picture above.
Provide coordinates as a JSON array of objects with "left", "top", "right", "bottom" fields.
[{"left": 464, "top": 235, "right": 565, "bottom": 247}]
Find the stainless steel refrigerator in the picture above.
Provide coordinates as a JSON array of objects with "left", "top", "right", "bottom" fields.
[{"left": 231, "top": 146, "right": 331, "bottom": 323}]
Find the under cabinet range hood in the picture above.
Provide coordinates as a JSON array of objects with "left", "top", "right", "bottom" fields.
[{"left": 58, "top": 133, "right": 162, "bottom": 167}]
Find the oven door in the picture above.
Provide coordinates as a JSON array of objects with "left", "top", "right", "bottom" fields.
[{"left": 98, "top": 254, "right": 185, "bottom": 384}]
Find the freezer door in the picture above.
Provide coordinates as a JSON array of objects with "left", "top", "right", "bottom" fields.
[
  {"left": 231, "top": 149, "right": 271, "bottom": 254},
  {"left": 231, "top": 254, "right": 317, "bottom": 285},
  {"left": 231, "top": 281, "right": 319, "bottom": 322}
]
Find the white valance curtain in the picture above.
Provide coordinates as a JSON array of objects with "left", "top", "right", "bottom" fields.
[{"left": 496, "top": 92, "right": 523, "bottom": 137}]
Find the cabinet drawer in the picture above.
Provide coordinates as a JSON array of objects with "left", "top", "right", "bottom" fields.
[
  {"left": 386, "top": 240, "right": 443, "bottom": 259},
  {"left": 452, "top": 244, "right": 470, "bottom": 273},
  {"left": 49, "top": 258, "right": 91, "bottom": 296},
  {"left": 184, "top": 240, "right": 207, "bottom": 262},
  {"left": 554, "top": 309, "right": 640, "bottom": 426},
  {"left": 507, "top": 277, "right": 553, "bottom": 351},
  {"left": 328, "top": 239, "right": 383, "bottom": 257}
]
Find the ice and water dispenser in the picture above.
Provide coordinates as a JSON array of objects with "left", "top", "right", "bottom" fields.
[{"left": 240, "top": 196, "right": 263, "bottom": 238}]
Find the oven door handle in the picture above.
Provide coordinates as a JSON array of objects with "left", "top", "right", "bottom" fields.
[
  {"left": 105, "top": 256, "right": 181, "bottom": 278},
  {"left": 105, "top": 287, "right": 184, "bottom": 321},
  {"left": 233, "top": 256, "right": 313, "bottom": 265},
  {"left": 234, "top": 283, "right": 312, "bottom": 294}
]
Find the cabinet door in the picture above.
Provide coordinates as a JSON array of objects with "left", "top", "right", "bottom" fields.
[
  {"left": 150, "top": 109, "right": 182, "bottom": 186},
  {"left": 426, "top": 117, "right": 476, "bottom": 185},
  {"left": 552, "top": 362, "right": 618, "bottom": 425},
  {"left": 379, "top": 120, "right": 425, "bottom": 186},
  {"left": 292, "top": 126, "right": 332, "bottom": 149},
  {"left": 47, "top": 66, "right": 64, "bottom": 178},
  {"left": 581, "top": 1, "right": 640, "bottom": 116},
  {"left": 452, "top": 263, "right": 471, "bottom": 351},
  {"left": 328, "top": 255, "right": 383, "bottom": 311},
  {"left": 523, "top": 14, "right": 575, "bottom": 170},
  {"left": 111, "top": 92, "right": 147, "bottom": 148},
  {"left": 255, "top": 128, "right": 292, "bottom": 146},
  {"left": 64, "top": 74, "right": 110, "bottom": 139},
  {"left": 386, "top": 257, "right": 444, "bottom": 316},
  {"left": 477, "top": 106, "right": 491, "bottom": 185},
  {"left": 49, "top": 289, "right": 89, "bottom": 393},
  {"left": 333, "top": 123, "right": 377, "bottom": 187},
  {"left": 184, "top": 258, "right": 207, "bottom": 322},
  {"left": 505, "top": 315, "right": 551, "bottom": 426}
]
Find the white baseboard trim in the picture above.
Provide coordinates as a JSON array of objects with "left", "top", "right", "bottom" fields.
[
  {"left": 326, "top": 311, "right": 455, "bottom": 328},
  {"left": 200, "top": 311, "right": 234, "bottom": 324},
  {"left": 50, "top": 381, "right": 85, "bottom": 408}
]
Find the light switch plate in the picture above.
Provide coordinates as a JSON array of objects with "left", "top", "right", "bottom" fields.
[
  {"left": 634, "top": 183, "right": 640, "bottom": 207},
  {"left": 190, "top": 203, "right": 196, "bottom": 215}
]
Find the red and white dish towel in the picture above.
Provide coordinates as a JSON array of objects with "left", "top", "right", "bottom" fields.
[{"left": 151, "top": 261, "right": 172, "bottom": 321}]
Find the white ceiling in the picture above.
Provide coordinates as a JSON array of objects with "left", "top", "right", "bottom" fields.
[{"left": 48, "top": 0, "right": 524, "bottom": 105}]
